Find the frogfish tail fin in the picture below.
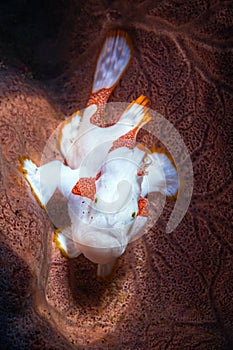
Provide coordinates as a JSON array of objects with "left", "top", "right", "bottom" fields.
[{"left": 92, "top": 30, "right": 133, "bottom": 95}]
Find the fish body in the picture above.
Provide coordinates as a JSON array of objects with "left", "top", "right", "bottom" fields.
[{"left": 19, "top": 30, "right": 179, "bottom": 278}]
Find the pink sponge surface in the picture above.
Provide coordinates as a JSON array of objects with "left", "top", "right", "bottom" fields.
[{"left": 0, "top": 0, "right": 232, "bottom": 349}]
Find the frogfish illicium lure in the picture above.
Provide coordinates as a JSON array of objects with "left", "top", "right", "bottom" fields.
[{"left": 19, "top": 30, "right": 179, "bottom": 278}]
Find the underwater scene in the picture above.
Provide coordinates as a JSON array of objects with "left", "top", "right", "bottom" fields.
[{"left": 0, "top": 0, "right": 232, "bottom": 349}]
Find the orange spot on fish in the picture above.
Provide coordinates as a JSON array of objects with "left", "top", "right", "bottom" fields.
[
  {"left": 109, "top": 107, "right": 151, "bottom": 152},
  {"left": 137, "top": 197, "right": 148, "bottom": 217},
  {"left": 95, "top": 171, "right": 102, "bottom": 181},
  {"left": 109, "top": 125, "right": 139, "bottom": 151},
  {"left": 87, "top": 87, "right": 118, "bottom": 127},
  {"left": 72, "top": 178, "right": 96, "bottom": 200},
  {"left": 88, "top": 87, "right": 113, "bottom": 108},
  {"left": 137, "top": 168, "right": 145, "bottom": 176}
]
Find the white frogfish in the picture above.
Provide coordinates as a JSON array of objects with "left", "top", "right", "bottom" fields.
[{"left": 19, "top": 30, "right": 179, "bottom": 278}]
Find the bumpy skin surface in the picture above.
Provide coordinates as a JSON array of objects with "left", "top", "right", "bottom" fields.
[{"left": 0, "top": 0, "right": 233, "bottom": 349}]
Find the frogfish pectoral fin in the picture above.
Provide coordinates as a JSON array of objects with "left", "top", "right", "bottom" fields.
[
  {"left": 18, "top": 157, "right": 60, "bottom": 208},
  {"left": 141, "top": 151, "right": 179, "bottom": 198},
  {"left": 54, "top": 227, "right": 81, "bottom": 258},
  {"left": 18, "top": 158, "right": 80, "bottom": 206},
  {"left": 58, "top": 110, "right": 81, "bottom": 161},
  {"left": 109, "top": 95, "right": 151, "bottom": 151}
]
